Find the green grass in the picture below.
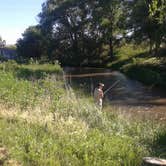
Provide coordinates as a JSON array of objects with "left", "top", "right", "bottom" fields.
[
  {"left": 0, "top": 117, "right": 147, "bottom": 166},
  {"left": 152, "top": 129, "right": 166, "bottom": 158},
  {"left": 0, "top": 60, "right": 62, "bottom": 80},
  {"left": 0, "top": 70, "right": 64, "bottom": 109},
  {"left": 0, "top": 61, "right": 165, "bottom": 165}
]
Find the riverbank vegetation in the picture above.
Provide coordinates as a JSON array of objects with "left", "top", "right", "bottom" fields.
[
  {"left": 107, "top": 44, "right": 166, "bottom": 88},
  {"left": 0, "top": 62, "right": 166, "bottom": 165},
  {"left": 13, "top": 0, "right": 166, "bottom": 88}
]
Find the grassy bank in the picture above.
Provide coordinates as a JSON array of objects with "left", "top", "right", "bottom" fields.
[
  {"left": 0, "top": 62, "right": 166, "bottom": 166},
  {"left": 107, "top": 45, "right": 166, "bottom": 88}
]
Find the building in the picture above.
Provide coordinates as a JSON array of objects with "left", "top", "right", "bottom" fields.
[{"left": 0, "top": 47, "right": 17, "bottom": 60}]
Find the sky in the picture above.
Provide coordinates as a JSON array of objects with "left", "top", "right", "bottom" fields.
[{"left": 0, "top": 0, "right": 45, "bottom": 45}]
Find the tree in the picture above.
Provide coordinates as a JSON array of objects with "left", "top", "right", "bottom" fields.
[
  {"left": 38, "top": 0, "right": 124, "bottom": 66},
  {"left": 17, "top": 26, "right": 47, "bottom": 60},
  {"left": 149, "top": 0, "right": 166, "bottom": 24},
  {"left": 92, "top": 0, "right": 124, "bottom": 59},
  {"left": 0, "top": 36, "right": 6, "bottom": 48},
  {"left": 127, "top": 0, "right": 166, "bottom": 55},
  {"left": 149, "top": 0, "right": 166, "bottom": 54},
  {"left": 39, "top": 0, "right": 99, "bottom": 65}
]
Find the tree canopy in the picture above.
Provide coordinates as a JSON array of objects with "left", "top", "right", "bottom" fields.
[
  {"left": 17, "top": 0, "right": 166, "bottom": 65},
  {"left": 17, "top": 26, "right": 47, "bottom": 60}
]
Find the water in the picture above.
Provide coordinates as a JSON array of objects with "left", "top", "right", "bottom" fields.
[{"left": 64, "top": 67, "right": 166, "bottom": 122}]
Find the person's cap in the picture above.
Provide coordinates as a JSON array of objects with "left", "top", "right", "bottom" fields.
[{"left": 98, "top": 83, "right": 104, "bottom": 87}]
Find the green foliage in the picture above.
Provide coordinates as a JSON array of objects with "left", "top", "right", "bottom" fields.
[
  {"left": 0, "top": 60, "right": 62, "bottom": 79},
  {"left": 149, "top": 0, "right": 166, "bottom": 24},
  {"left": 0, "top": 60, "right": 19, "bottom": 72},
  {"left": 107, "top": 45, "right": 147, "bottom": 69},
  {"left": 16, "top": 0, "right": 126, "bottom": 65},
  {"left": 101, "top": 18, "right": 110, "bottom": 27},
  {"left": 17, "top": 63, "right": 62, "bottom": 80},
  {"left": 15, "top": 0, "right": 165, "bottom": 66},
  {"left": 121, "top": 57, "right": 166, "bottom": 88},
  {"left": 114, "top": 45, "right": 147, "bottom": 61},
  {"left": 123, "top": 65, "right": 161, "bottom": 85},
  {"left": 0, "top": 55, "right": 7, "bottom": 61},
  {"left": 0, "top": 71, "right": 43, "bottom": 108},
  {"left": 153, "top": 129, "right": 166, "bottom": 158},
  {"left": 0, "top": 117, "right": 148, "bottom": 166},
  {"left": 107, "top": 45, "right": 166, "bottom": 88},
  {"left": 0, "top": 62, "right": 63, "bottom": 109},
  {"left": 128, "top": 0, "right": 166, "bottom": 54},
  {"left": 155, "top": 129, "right": 166, "bottom": 147},
  {"left": 17, "top": 25, "right": 47, "bottom": 60}
]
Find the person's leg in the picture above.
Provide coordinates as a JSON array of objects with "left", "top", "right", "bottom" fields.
[{"left": 98, "top": 99, "right": 102, "bottom": 111}]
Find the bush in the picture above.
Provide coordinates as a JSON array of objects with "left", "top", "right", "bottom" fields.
[
  {"left": 0, "top": 63, "right": 64, "bottom": 109},
  {"left": 0, "top": 60, "right": 19, "bottom": 72},
  {"left": 16, "top": 63, "right": 62, "bottom": 80},
  {"left": 0, "top": 71, "right": 43, "bottom": 108},
  {"left": 153, "top": 129, "right": 166, "bottom": 158},
  {"left": 123, "top": 64, "right": 161, "bottom": 85}
]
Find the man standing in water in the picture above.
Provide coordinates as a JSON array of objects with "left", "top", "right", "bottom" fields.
[{"left": 94, "top": 83, "right": 104, "bottom": 110}]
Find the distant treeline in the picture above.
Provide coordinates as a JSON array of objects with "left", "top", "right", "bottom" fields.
[{"left": 16, "top": 0, "right": 166, "bottom": 66}]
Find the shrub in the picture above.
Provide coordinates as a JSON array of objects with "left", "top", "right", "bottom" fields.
[
  {"left": 123, "top": 64, "right": 161, "bottom": 85},
  {"left": 0, "top": 60, "right": 19, "bottom": 72}
]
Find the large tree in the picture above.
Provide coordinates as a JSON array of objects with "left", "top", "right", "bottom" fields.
[
  {"left": 92, "top": 0, "right": 124, "bottom": 59},
  {"left": 17, "top": 26, "right": 47, "bottom": 60},
  {"left": 39, "top": 0, "right": 96, "bottom": 65},
  {"left": 38, "top": 0, "right": 124, "bottom": 66},
  {"left": 127, "top": 0, "right": 166, "bottom": 54}
]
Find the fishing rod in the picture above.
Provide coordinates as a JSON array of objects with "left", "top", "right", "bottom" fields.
[{"left": 104, "top": 80, "right": 120, "bottom": 95}]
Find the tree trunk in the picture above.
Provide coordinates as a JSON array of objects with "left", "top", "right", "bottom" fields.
[
  {"left": 149, "top": 39, "right": 153, "bottom": 54},
  {"left": 154, "top": 41, "right": 161, "bottom": 56},
  {"left": 109, "top": 37, "right": 113, "bottom": 59},
  {"left": 73, "top": 32, "right": 80, "bottom": 65}
]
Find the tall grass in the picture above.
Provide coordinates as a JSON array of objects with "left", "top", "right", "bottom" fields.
[
  {"left": 0, "top": 61, "right": 165, "bottom": 166},
  {"left": 0, "top": 60, "right": 62, "bottom": 80}
]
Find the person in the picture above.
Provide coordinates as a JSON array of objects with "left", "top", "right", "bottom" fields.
[{"left": 94, "top": 83, "right": 104, "bottom": 110}]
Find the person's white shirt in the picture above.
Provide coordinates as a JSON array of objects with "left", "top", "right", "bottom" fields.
[{"left": 94, "top": 87, "right": 104, "bottom": 109}]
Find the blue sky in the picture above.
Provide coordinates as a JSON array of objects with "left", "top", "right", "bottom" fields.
[{"left": 0, "top": 0, "right": 45, "bottom": 45}]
